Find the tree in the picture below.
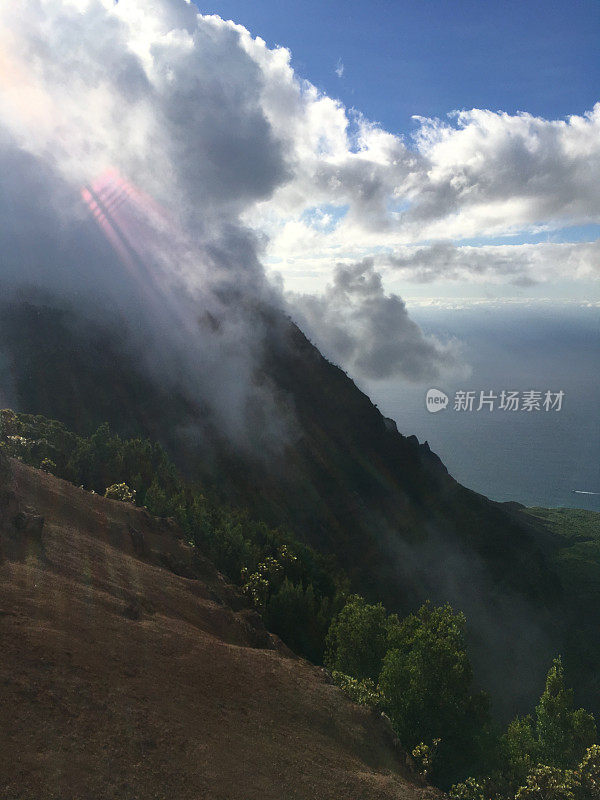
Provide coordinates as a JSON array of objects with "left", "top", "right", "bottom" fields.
[
  {"left": 535, "top": 657, "right": 596, "bottom": 770},
  {"left": 324, "top": 594, "right": 390, "bottom": 681},
  {"left": 515, "top": 764, "right": 579, "bottom": 800},
  {"left": 512, "top": 745, "right": 600, "bottom": 800},
  {"left": 503, "top": 715, "right": 539, "bottom": 786},
  {"left": 266, "top": 579, "right": 330, "bottom": 663},
  {"left": 454, "top": 661, "right": 598, "bottom": 800},
  {"left": 67, "top": 423, "right": 123, "bottom": 490},
  {"left": 144, "top": 477, "right": 169, "bottom": 517},
  {"left": 379, "top": 602, "right": 490, "bottom": 787}
]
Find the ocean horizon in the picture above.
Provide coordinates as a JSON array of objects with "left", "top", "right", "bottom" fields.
[{"left": 364, "top": 304, "right": 600, "bottom": 512}]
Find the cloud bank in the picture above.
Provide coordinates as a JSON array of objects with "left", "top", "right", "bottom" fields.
[
  {"left": 250, "top": 100, "right": 600, "bottom": 244},
  {"left": 0, "top": 0, "right": 295, "bottom": 447},
  {"left": 292, "top": 259, "right": 466, "bottom": 381},
  {"left": 0, "top": 0, "right": 597, "bottom": 403},
  {"left": 383, "top": 239, "right": 600, "bottom": 286}
]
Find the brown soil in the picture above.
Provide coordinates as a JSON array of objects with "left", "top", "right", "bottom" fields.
[{"left": 0, "top": 458, "right": 442, "bottom": 800}]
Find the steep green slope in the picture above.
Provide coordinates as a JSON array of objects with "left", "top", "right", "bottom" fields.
[
  {"left": 524, "top": 507, "right": 600, "bottom": 600},
  {"left": 0, "top": 298, "right": 582, "bottom": 718},
  {"left": 523, "top": 506, "right": 600, "bottom": 707}
]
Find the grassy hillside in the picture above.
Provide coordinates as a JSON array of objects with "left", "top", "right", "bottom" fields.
[
  {"left": 1, "top": 455, "right": 443, "bottom": 800},
  {"left": 522, "top": 506, "right": 600, "bottom": 710},
  {"left": 524, "top": 507, "right": 600, "bottom": 600}
]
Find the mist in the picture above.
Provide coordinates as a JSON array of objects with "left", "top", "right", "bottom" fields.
[{"left": 0, "top": 0, "right": 457, "bottom": 457}]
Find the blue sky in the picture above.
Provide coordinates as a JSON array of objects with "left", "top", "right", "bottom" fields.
[
  {"left": 196, "top": 0, "right": 600, "bottom": 135},
  {"left": 192, "top": 0, "right": 600, "bottom": 305}
]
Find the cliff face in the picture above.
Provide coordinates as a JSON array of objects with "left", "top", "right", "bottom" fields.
[
  {"left": 0, "top": 301, "right": 566, "bottom": 715},
  {"left": 0, "top": 456, "right": 442, "bottom": 800}
]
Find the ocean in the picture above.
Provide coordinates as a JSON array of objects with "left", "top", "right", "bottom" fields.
[{"left": 363, "top": 304, "right": 600, "bottom": 512}]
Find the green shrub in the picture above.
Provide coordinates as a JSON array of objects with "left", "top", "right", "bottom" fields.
[
  {"left": 331, "top": 670, "right": 384, "bottom": 708},
  {"left": 379, "top": 602, "right": 491, "bottom": 787},
  {"left": 535, "top": 657, "right": 596, "bottom": 770},
  {"left": 454, "top": 661, "right": 598, "bottom": 799},
  {"left": 40, "top": 457, "right": 57, "bottom": 474},
  {"left": 448, "top": 776, "right": 486, "bottom": 800},
  {"left": 578, "top": 744, "right": 600, "bottom": 798},
  {"left": 325, "top": 594, "right": 390, "bottom": 681},
  {"left": 242, "top": 571, "right": 270, "bottom": 608},
  {"left": 412, "top": 739, "right": 441, "bottom": 780},
  {"left": 515, "top": 764, "right": 579, "bottom": 800},
  {"left": 104, "top": 482, "right": 136, "bottom": 503}
]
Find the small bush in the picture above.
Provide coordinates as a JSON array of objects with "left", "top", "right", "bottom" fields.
[
  {"left": 104, "top": 482, "right": 136, "bottom": 503},
  {"left": 331, "top": 670, "right": 384, "bottom": 708},
  {"left": 448, "top": 776, "right": 486, "bottom": 800},
  {"left": 412, "top": 739, "right": 441, "bottom": 780},
  {"left": 242, "top": 570, "right": 270, "bottom": 608},
  {"left": 515, "top": 764, "right": 579, "bottom": 799},
  {"left": 40, "top": 457, "right": 57, "bottom": 474}
]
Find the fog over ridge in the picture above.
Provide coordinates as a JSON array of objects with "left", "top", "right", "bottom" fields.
[{"left": 0, "top": 0, "right": 597, "bottom": 443}]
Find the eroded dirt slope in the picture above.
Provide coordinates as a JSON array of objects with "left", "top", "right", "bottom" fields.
[{"left": 0, "top": 458, "right": 441, "bottom": 800}]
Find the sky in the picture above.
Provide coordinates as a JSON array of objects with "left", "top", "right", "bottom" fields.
[
  {"left": 196, "top": 0, "right": 600, "bottom": 131},
  {"left": 0, "top": 0, "right": 598, "bottom": 489},
  {"left": 199, "top": 0, "right": 600, "bottom": 310}
]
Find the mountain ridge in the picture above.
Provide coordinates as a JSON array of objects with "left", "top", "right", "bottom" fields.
[{"left": 0, "top": 297, "right": 583, "bottom": 717}]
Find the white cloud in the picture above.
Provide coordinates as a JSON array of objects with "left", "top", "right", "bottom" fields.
[
  {"left": 0, "top": 0, "right": 293, "bottom": 446},
  {"left": 335, "top": 58, "right": 344, "bottom": 78},
  {"left": 290, "top": 259, "right": 467, "bottom": 381},
  {"left": 240, "top": 89, "right": 600, "bottom": 297},
  {"left": 246, "top": 98, "right": 600, "bottom": 239},
  {"left": 0, "top": 0, "right": 596, "bottom": 395},
  {"left": 407, "top": 107, "right": 600, "bottom": 237},
  {"left": 383, "top": 239, "right": 600, "bottom": 285}
]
